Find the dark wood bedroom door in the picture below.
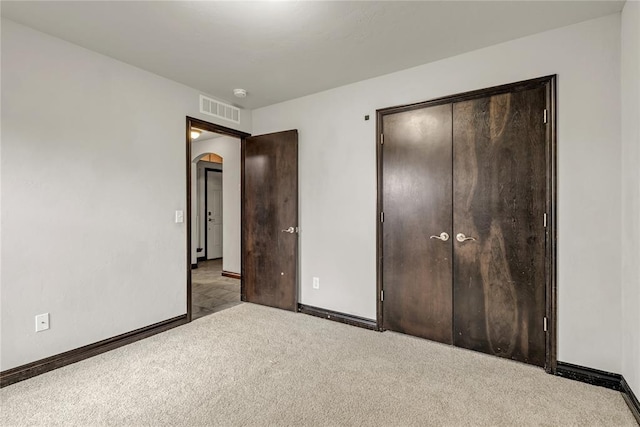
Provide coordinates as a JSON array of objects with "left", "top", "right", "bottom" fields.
[
  {"left": 243, "top": 130, "right": 298, "bottom": 312},
  {"left": 452, "top": 87, "right": 547, "bottom": 366},
  {"left": 381, "top": 103, "right": 454, "bottom": 344}
]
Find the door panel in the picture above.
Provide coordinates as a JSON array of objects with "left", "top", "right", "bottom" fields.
[
  {"left": 243, "top": 130, "right": 298, "bottom": 311},
  {"left": 382, "top": 104, "right": 453, "bottom": 344},
  {"left": 206, "top": 171, "right": 223, "bottom": 260},
  {"left": 452, "top": 88, "right": 547, "bottom": 366}
]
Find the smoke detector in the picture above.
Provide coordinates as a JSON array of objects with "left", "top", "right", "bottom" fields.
[{"left": 233, "top": 88, "right": 247, "bottom": 98}]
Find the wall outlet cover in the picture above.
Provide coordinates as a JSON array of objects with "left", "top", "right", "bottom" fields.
[{"left": 35, "top": 313, "right": 50, "bottom": 332}]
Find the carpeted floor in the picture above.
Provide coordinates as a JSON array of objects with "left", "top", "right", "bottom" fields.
[{"left": 0, "top": 303, "right": 636, "bottom": 426}]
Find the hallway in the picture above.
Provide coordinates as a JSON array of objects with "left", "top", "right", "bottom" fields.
[{"left": 192, "top": 259, "right": 241, "bottom": 320}]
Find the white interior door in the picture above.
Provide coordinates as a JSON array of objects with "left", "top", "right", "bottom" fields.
[{"left": 206, "top": 171, "right": 223, "bottom": 260}]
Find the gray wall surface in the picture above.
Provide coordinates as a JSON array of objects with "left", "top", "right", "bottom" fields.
[
  {"left": 253, "top": 14, "right": 624, "bottom": 374},
  {"left": 621, "top": 0, "right": 640, "bottom": 397},
  {"left": 191, "top": 136, "right": 241, "bottom": 274},
  {"left": 0, "top": 19, "right": 250, "bottom": 370}
]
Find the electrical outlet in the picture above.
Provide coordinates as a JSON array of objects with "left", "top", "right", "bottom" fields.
[
  {"left": 35, "top": 313, "right": 49, "bottom": 332},
  {"left": 312, "top": 277, "right": 320, "bottom": 290}
]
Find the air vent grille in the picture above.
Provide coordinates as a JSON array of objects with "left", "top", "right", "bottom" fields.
[{"left": 199, "top": 95, "right": 240, "bottom": 124}]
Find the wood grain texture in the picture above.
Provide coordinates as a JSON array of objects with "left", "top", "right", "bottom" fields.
[
  {"left": 381, "top": 104, "right": 453, "bottom": 344},
  {"left": 544, "top": 76, "right": 558, "bottom": 373},
  {"left": 243, "top": 130, "right": 298, "bottom": 311},
  {"left": 452, "top": 87, "right": 547, "bottom": 366}
]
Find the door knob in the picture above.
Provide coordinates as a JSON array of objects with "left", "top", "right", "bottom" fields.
[
  {"left": 429, "top": 232, "right": 449, "bottom": 241},
  {"left": 281, "top": 227, "right": 296, "bottom": 233},
  {"left": 456, "top": 233, "right": 476, "bottom": 242}
]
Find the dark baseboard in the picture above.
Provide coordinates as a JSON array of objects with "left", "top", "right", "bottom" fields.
[
  {"left": 222, "top": 271, "right": 241, "bottom": 280},
  {"left": 556, "top": 362, "right": 640, "bottom": 424},
  {"left": 197, "top": 256, "right": 206, "bottom": 262},
  {"left": 556, "top": 362, "right": 622, "bottom": 391},
  {"left": 622, "top": 377, "right": 640, "bottom": 425},
  {"left": 298, "top": 304, "right": 378, "bottom": 331},
  {"left": 191, "top": 263, "right": 198, "bottom": 269},
  {"left": 0, "top": 314, "right": 188, "bottom": 388}
]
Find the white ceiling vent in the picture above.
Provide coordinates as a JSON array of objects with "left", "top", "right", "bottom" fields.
[{"left": 199, "top": 95, "right": 240, "bottom": 124}]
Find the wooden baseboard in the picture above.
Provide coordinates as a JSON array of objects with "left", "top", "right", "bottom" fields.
[
  {"left": 0, "top": 314, "right": 188, "bottom": 388},
  {"left": 556, "top": 362, "right": 622, "bottom": 391},
  {"left": 298, "top": 304, "right": 378, "bottom": 331},
  {"left": 622, "top": 377, "right": 640, "bottom": 425},
  {"left": 191, "top": 263, "right": 198, "bottom": 269},
  {"left": 222, "top": 271, "right": 241, "bottom": 280},
  {"left": 556, "top": 362, "right": 640, "bottom": 424},
  {"left": 197, "top": 256, "right": 206, "bottom": 262}
]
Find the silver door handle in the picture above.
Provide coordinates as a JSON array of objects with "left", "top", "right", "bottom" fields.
[
  {"left": 429, "top": 232, "right": 449, "bottom": 241},
  {"left": 281, "top": 227, "right": 295, "bottom": 233},
  {"left": 456, "top": 233, "right": 476, "bottom": 242}
]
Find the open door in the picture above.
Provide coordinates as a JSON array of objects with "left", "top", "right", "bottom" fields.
[{"left": 242, "top": 130, "right": 298, "bottom": 311}]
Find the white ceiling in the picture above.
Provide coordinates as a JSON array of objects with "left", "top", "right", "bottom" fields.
[{"left": 1, "top": 1, "right": 624, "bottom": 110}]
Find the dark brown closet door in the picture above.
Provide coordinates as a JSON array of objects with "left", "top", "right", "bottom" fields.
[
  {"left": 382, "top": 104, "right": 453, "bottom": 344},
  {"left": 243, "top": 130, "right": 298, "bottom": 311},
  {"left": 453, "top": 87, "right": 547, "bottom": 366}
]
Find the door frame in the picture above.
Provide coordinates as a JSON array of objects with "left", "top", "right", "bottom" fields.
[
  {"left": 204, "top": 167, "right": 223, "bottom": 260},
  {"left": 186, "top": 117, "right": 250, "bottom": 322},
  {"left": 376, "top": 75, "right": 558, "bottom": 373}
]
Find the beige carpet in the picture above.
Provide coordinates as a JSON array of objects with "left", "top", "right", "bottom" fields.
[{"left": 0, "top": 303, "right": 636, "bottom": 426}]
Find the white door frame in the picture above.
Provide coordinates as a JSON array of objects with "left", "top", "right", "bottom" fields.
[{"left": 205, "top": 167, "right": 223, "bottom": 260}]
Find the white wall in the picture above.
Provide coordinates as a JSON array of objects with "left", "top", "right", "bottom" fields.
[
  {"left": 0, "top": 19, "right": 250, "bottom": 370},
  {"left": 621, "top": 0, "right": 640, "bottom": 396},
  {"left": 191, "top": 137, "right": 241, "bottom": 274},
  {"left": 253, "top": 14, "right": 623, "bottom": 373}
]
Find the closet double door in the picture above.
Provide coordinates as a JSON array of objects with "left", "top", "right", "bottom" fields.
[{"left": 380, "top": 82, "right": 549, "bottom": 367}]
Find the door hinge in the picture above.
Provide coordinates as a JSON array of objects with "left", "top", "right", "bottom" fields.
[
  {"left": 543, "top": 213, "right": 547, "bottom": 228},
  {"left": 543, "top": 317, "right": 548, "bottom": 332},
  {"left": 381, "top": 290, "right": 384, "bottom": 301},
  {"left": 380, "top": 212, "right": 384, "bottom": 223},
  {"left": 543, "top": 109, "right": 548, "bottom": 124},
  {"left": 380, "top": 134, "right": 384, "bottom": 145}
]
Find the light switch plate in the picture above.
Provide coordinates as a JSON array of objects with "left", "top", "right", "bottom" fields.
[{"left": 175, "top": 210, "right": 184, "bottom": 223}]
